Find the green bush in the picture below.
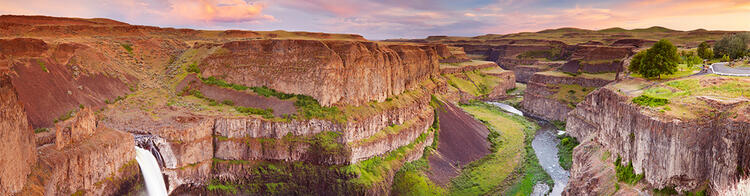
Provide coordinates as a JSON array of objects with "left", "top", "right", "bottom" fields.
[
  {"left": 632, "top": 95, "right": 669, "bottom": 107},
  {"left": 201, "top": 76, "right": 248, "bottom": 91},
  {"left": 614, "top": 156, "right": 644, "bottom": 185},
  {"left": 34, "top": 128, "right": 49, "bottom": 133},
  {"left": 251, "top": 86, "right": 295, "bottom": 99},
  {"left": 557, "top": 135, "right": 579, "bottom": 170},
  {"left": 187, "top": 62, "right": 201, "bottom": 74},
  {"left": 222, "top": 100, "right": 234, "bottom": 106},
  {"left": 37, "top": 60, "right": 48, "bottom": 72},
  {"left": 121, "top": 43, "right": 134, "bottom": 55},
  {"left": 235, "top": 106, "right": 274, "bottom": 119}
]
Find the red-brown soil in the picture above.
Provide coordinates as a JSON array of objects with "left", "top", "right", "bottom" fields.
[
  {"left": 428, "top": 102, "right": 491, "bottom": 186},
  {"left": 176, "top": 74, "right": 296, "bottom": 116}
]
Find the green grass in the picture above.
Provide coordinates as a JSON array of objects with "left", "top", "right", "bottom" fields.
[
  {"left": 449, "top": 102, "right": 548, "bottom": 196},
  {"left": 235, "top": 106, "right": 274, "bottom": 119},
  {"left": 207, "top": 180, "right": 239, "bottom": 194},
  {"left": 346, "top": 129, "right": 434, "bottom": 188},
  {"left": 557, "top": 135, "right": 579, "bottom": 170},
  {"left": 196, "top": 76, "right": 346, "bottom": 122},
  {"left": 632, "top": 95, "right": 669, "bottom": 107},
  {"left": 37, "top": 60, "right": 48, "bottom": 72},
  {"left": 34, "top": 128, "right": 49, "bottom": 133},
  {"left": 444, "top": 69, "right": 506, "bottom": 97},
  {"left": 614, "top": 156, "right": 644, "bottom": 185},
  {"left": 186, "top": 62, "right": 201, "bottom": 74},
  {"left": 54, "top": 109, "right": 76, "bottom": 123},
  {"left": 120, "top": 43, "right": 134, "bottom": 55},
  {"left": 550, "top": 84, "right": 595, "bottom": 108},
  {"left": 391, "top": 149, "right": 446, "bottom": 196},
  {"left": 631, "top": 63, "right": 701, "bottom": 80}
]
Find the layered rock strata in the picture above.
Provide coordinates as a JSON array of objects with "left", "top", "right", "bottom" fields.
[
  {"left": 565, "top": 86, "right": 750, "bottom": 192},
  {"left": 199, "top": 40, "right": 439, "bottom": 106},
  {"left": 521, "top": 73, "right": 612, "bottom": 121},
  {"left": 0, "top": 75, "right": 36, "bottom": 195},
  {"left": 21, "top": 126, "right": 138, "bottom": 195}
]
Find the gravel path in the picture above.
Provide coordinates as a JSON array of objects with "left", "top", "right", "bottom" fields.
[{"left": 711, "top": 62, "right": 750, "bottom": 76}]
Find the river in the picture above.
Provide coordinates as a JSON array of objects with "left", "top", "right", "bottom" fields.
[{"left": 487, "top": 102, "right": 569, "bottom": 196}]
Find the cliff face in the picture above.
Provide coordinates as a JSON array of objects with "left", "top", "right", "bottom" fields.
[
  {"left": 565, "top": 87, "right": 750, "bottom": 192},
  {"left": 199, "top": 40, "right": 439, "bottom": 106},
  {"left": 0, "top": 75, "right": 36, "bottom": 195},
  {"left": 522, "top": 73, "right": 612, "bottom": 121}
]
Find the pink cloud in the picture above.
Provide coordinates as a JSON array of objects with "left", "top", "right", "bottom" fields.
[{"left": 169, "top": 0, "right": 274, "bottom": 23}]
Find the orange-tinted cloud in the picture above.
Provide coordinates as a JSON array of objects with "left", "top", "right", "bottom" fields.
[{"left": 169, "top": 0, "right": 274, "bottom": 23}]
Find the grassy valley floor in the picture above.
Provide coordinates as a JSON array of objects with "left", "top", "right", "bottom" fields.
[{"left": 391, "top": 101, "right": 552, "bottom": 195}]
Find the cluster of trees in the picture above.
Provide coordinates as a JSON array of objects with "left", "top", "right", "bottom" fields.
[
  {"left": 629, "top": 39, "right": 680, "bottom": 79},
  {"left": 712, "top": 33, "right": 750, "bottom": 60}
]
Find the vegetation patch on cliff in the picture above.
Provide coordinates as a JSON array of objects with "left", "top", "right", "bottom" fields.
[
  {"left": 448, "top": 101, "right": 550, "bottom": 195},
  {"left": 632, "top": 95, "right": 669, "bottom": 107},
  {"left": 345, "top": 129, "right": 434, "bottom": 188},
  {"left": 557, "top": 135, "right": 579, "bottom": 170},
  {"left": 550, "top": 84, "right": 596, "bottom": 108},
  {"left": 614, "top": 156, "right": 644, "bottom": 185},
  {"left": 444, "top": 69, "right": 504, "bottom": 97}
]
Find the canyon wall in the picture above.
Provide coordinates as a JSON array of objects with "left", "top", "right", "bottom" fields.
[
  {"left": 521, "top": 73, "right": 612, "bottom": 121},
  {"left": 199, "top": 40, "right": 439, "bottom": 106},
  {"left": 0, "top": 75, "right": 36, "bottom": 195},
  {"left": 19, "top": 108, "right": 139, "bottom": 196},
  {"left": 565, "top": 87, "right": 750, "bottom": 192}
]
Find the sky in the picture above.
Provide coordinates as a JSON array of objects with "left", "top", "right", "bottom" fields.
[{"left": 2, "top": 0, "right": 750, "bottom": 40}]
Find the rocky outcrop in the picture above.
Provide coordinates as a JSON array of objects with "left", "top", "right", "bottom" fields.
[
  {"left": 513, "top": 62, "right": 564, "bottom": 83},
  {"left": 21, "top": 126, "right": 138, "bottom": 195},
  {"left": 565, "top": 86, "right": 750, "bottom": 192},
  {"left": 206, "top": 131, "right": 435, "bottom": 196},
  {"left": 522, "top": 73, "right": 612, "bottom": 121},
  {"left": 439, "top": 61, "right": 497, "bottom": 75},
  {"left": 54, "top": 107, "right": 96, "bottom": 150},
  {"left": 199, "top": 40, "right": 439, "bottom": 106},
  {"left": 563, "top": 140, "right": 618, "bottom": 196},
  {"left": 0, "top": 75, "right": 36, "bottom": 195}
]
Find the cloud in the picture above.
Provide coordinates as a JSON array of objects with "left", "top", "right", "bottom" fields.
[
  {"left": 1, "top": 0, "right": 749, "bottom": 40},
  {"left": 168, "top": 0, "right": 274, "bottom": 23}
]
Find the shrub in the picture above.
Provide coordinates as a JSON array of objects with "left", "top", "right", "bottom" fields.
[
  {"left": 34, "top": 128, "right": 49, "bottom": 133},
  {"left": 557, "top": 135, "right": 579, "bottom": 170},
  {"left": 37, "top": 60, "right": 48, "bottom": 72},
  {"left": 234, "top": 106, "right": 274, "bottom": 119},
  {"left": 632, "top": 95, "right": 669, "bottom": 107},
  {"left": 614, "top": 156, "right": 644, "bottom": 185},
  {"left": 189, "top": 89, "right": 205, "bottom": 99},
  {"left": 222, "top": 100, "right": 234, "bottom": 106},
  {"left": 201, "top": 76, "right": 248, "bottom": 91},
  {"left": 121, "top": 43, "right": 134, "bottom": 55},
  {"left": 187, "top": 62, "right": 201, "bottom": 74}
]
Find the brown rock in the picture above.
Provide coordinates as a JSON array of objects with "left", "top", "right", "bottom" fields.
[
  {"left": 0, "top": 75, "right": 36, "bottom": 195},
  {"left": 55, "top": 107, "right": 96, "bottom": 150}
]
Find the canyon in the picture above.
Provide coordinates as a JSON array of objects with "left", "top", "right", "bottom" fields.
[{"left": 1, "top": 14, "right": 749, "bottom": 196}]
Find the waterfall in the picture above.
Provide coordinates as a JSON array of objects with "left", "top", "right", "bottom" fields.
[{"left": 135, "top": 146, "right": 168, "bottom": 196}]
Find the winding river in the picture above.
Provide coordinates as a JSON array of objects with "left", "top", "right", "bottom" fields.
[{"left": 487, "top": 102, "right": 569, "bottom": 196}]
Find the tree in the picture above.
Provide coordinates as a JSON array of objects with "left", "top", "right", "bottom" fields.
[
  {"left": 629, "top": 39, "right": 679, "bottom": 79},
  {"left": 697, "top": 42, "right": 713, "bottom": 59},
  {"left": 714, "top": 33, "right": 749, "bottom": 60}
]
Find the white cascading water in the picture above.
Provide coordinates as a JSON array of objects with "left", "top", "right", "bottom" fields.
[{"left": 135, "top": 146, "right": 168, "bottom": 196}]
